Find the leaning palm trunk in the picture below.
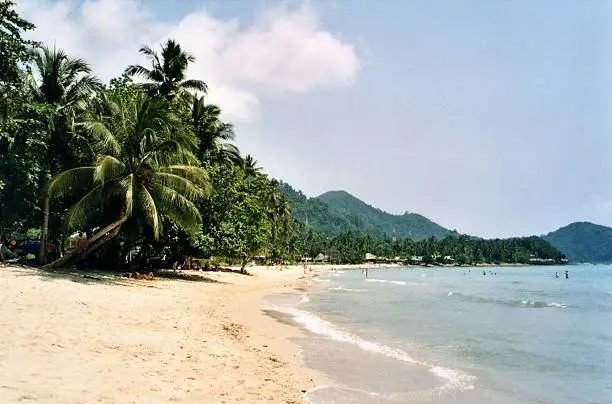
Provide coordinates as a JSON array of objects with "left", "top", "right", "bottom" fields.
[
  {"left": 38, "top": 194, "right": 50, "bottom": 264},
  {"left": 42, "top": 216, "right": 127, "bottom": 271}
]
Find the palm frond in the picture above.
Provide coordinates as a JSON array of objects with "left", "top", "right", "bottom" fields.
[
  {"left": 81, "top": 121, "right": 121, "bottom": 155},
  {"left": 136, "top": 185, "right": 160, "bottom": 239},
  {"left": 219, "top": 143, "right": 242, "bottom": 165},
  {"left": 150, "top": 183, "right": 202, "bottom": 235},
  {"left": 65, "top": 183, "right": 105, "bottom": 229},
  {"left": 152, "top": 172, "right": 208, "bottom": 201},
  {"left": 125, "top": 64, "right": 153, "bottom": 79},
  {"left": 48, "top": 167, "right": 96, "bottom": 199},
  {"left": 181, "top": 79, "right": 207, "bottom": 93},
  {"left": 94, "top": 155, "right": 125, "bottom": 184},
  {"left": 122, "top": 174, "right": 134, "bottom": 217},
  {"left": 159, "top": 165, "right": 211, "bottom": 191}
]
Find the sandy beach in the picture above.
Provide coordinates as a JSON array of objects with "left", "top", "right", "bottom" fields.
[{"left": 0, "top": 264, "right": 337, "bottom": 403}]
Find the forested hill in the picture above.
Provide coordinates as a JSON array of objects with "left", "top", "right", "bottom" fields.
[
  {"left": 318, "top": 190, "right": 450, "bottom": 239},
  {"left": 543, "top": 222, "right": 612, "bottom": 263},
  {"left": 277, "top": 183, "right": 450, "bottom": 239}
]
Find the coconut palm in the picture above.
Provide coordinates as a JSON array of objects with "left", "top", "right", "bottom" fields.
[
  {"left": 266, "top": 187, "right": 292, "bottom": 259},
  {"left": 42, "top": 92, "right": 210, "bottom": 270},
  {"left": 191, "top": 95, "right": 241, "bottom": 165},
  {"left": 125, "top": 39, "right": 207, "bottom": 102},
  {"left": 243, "top": 154, "right": 262, "bottom": 178},
  {"left": 29, "top": 45, "right": 103, "bottom": 263}
]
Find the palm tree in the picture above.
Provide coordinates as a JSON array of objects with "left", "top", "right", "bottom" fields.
[
  {"left": 29, "top": 45, "right": 102, "bottom": 264},
  {"left": 42, "top": 93, "right": 210, "bottom": 270},
  {"left": 125, "top": 39, "right": 207, "bottom": 102},
  {"left": 191, "top": 95, "right": 241, "bottom": 165},
  {"left": 266, "top": 188, "right": 292, "bottom": 259},
  {"left": 243, "top": 154, "right": 262, "bottom": 178}
]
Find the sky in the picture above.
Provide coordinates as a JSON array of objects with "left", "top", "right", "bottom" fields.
[{"left": 15, "top": 0, "right": 612, "bottom": 238}]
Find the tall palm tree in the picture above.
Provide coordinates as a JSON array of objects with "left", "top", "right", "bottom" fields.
[
  {"left": 243, "top": 154, "right": 262, "bottom": 178},
  {"left": 42, "top": 93, "right": 210, "bottom": 270},
  {"left": 191, "top": 94, "right": 241, "bottom": 165},
  {"left": 266, "top": 187, "right": 292, "bottom": 259},
  {"left": 125, "top": 39, "right": 207, "bottom": 102},
  {"left": 29, "top": 45, "right": 102, "bottom": 264}
]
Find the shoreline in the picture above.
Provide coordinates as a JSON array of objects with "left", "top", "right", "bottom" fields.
[{"left": 0, "top": 265, "right": 332, "bottom": 403}]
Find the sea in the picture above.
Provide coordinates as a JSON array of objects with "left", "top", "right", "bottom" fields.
[{"left": 265, "top": 265, "right": 612, "bottom": 404}]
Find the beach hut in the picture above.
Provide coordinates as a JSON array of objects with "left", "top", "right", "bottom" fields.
[
  {"left": 365, "top": 253, "right": 377, "bottom": 262},
  {"left": 313, "top": 253, "right": 329, "bottom": 263}
]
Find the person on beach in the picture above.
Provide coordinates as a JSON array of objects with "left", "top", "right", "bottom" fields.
[
  {"left": 565, "top": 270, "right": 569, "bottom": 279},
  {"left": 0, "top": 239, "right": 18, "bottom": 266},
  {"left": 77, "top": 232, "right": 87, "bottom": 251}
]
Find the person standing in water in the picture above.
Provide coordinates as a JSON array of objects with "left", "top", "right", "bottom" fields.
[{"left": 565, "top": 270, "right": 569, "bottom": 279}]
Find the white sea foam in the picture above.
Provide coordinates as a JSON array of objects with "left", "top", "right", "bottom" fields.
[
  {"left": 546, "top": 302, "right": 569, "bottom": 309},
  {"left": 313, "top": 278, "right": 331, "bottom": 283},
  {"left": 300, "top": 295, "right": 310, "bottom": 303},
  {"left": 520, "top": 300, "right": 568, "bottom": 309},
  {"left": 330, "top": 286, "right": 367, "bottom": 293},
  {"left": 271, "top": 305, "right": 476, "bottom": 392},
  {"left": 447, "top": 292, "right": 454, "bottom": 297},
  {"left": 365, "top": 278, "right": 407, "bottom": 285}
]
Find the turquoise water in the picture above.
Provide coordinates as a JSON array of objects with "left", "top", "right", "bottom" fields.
[{"left": 268, "top": 265, "right": 612, "bottom": 403}]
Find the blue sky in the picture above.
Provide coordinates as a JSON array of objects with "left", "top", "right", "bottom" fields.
[{"left": 18, "top": 0, "right": 612, "bottom": 237}]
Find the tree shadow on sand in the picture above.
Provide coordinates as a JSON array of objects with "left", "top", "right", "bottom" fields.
[{"left": 6, "top": 265, "right": 226, "bottom": 286}]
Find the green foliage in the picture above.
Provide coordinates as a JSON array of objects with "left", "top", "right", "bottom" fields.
[
  {"left": 317, "top": 190, "right": 450, "bottom": 239},
  {"left": 543, "top": 222, "right": 612, "bottom": 263},
  {"left": 191, "top": 95, "right": 240, "bottom": 165},
  {"left": 48, "top": 92, "right": 210, "bottom": 242},
  {"left": 0, "top": 0, "right": 37, "bottom": 119},
  {"left": 125, "top": 39, "right": 207, "bottom": 102},
  {"left": 300, "top": 232, "right": 565, "bottom": 265},
  {"left": 197, "top": 164, "right": 271, "bottom": 265},
  {"left": 0, "top": 2, "right": 41, "bottom": 236},
  {"left": 0, "top": 102, "right": 51, "bottom": 235},
  {"left": 278, "top": 182, "right": 360, "bottom": 236}
]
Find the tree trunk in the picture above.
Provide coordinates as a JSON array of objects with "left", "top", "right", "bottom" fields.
[
  {"left": 38, "top": 195, "right": 50, "bottom": 265},
  {"left": 42, "top": 216, "right": 127, "bottom": 271},
  {"left": 240, "top": 255, "right": 250, "bottom": 274}
]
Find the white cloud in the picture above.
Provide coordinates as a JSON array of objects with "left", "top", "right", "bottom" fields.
[{"left": 16, "top": 0, "right": 359, "bottom": 121}]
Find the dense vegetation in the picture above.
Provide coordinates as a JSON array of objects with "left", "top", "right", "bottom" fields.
[
  {"left": 0, "top": 2, "right": 293, "bottom": 271},
  {"left": 543, "top": 222, "right": 612, "bottom": 263},
  {"left": 278, "top": 184, "right": 450, "bottom": 239},
  {"left": 0, "top": 2, "right": 566, "bottom": 269},
  {"left": 299, "top": 231, "right": 565, "bottom": 265}
]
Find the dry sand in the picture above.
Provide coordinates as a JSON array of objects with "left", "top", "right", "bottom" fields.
[{"left": 0, "top": 264, "right": 334, "bottom": 403}]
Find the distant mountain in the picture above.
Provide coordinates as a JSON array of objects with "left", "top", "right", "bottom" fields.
[
  {"left": 543, "top": 222, "right": 612, "bottom": 263},
  {"left": 278, "top": 183, "right": 450, "bottom": 240},
  {"left": 317, "top": 190, "right": 450, "bottom": 240},
  {"left": 277, "top": 183, "right": 361, "bottom": 236}
]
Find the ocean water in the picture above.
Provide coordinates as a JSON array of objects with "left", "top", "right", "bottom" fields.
[{"left": 267, "top": 265, "right": 612, "bottom": 403}]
